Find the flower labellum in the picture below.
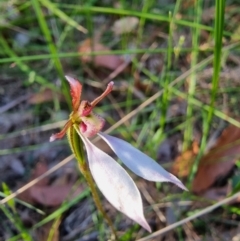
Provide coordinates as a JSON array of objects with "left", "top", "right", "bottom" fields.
[{"left": 50, "top": 76, "right": 187, "bottom": 232}]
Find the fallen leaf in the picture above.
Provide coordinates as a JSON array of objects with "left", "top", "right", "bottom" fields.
[
  {"left": 172, "top": 141, "right": 199, "bottom": 178},
  {"left": 112, "top": 17, "right": 139, "bottom": 35},
  {"left": 79, "top": 39, "right": 123, "bottom": 70},
  {"left": 30, "top": 184, "right": 83, "bottom": 207},
  {"left": 18, "top": 162, "right": 83, "bottom": 207},
  {"left": 18, "top": 162, "right": 49, "bottom": 203},
  {"left": 31, "top": 162, "right": 49, "bottom": 187},
  {"left": 192, "top": 124, "right": 240, "bottom": 193}
]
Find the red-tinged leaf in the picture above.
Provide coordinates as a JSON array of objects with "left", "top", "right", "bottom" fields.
[
  {"left": 192, "top": 124, "right": 240, "bottom": 194},
  {"left": 30, "top": 184, "right": 84, "bottom": 207},
  {"left": 31, "top": 162, "right": 49, "bottom": 187},
  {"left": 65, "top": 76, "right": 82, "bottom": 111},
  {"left": 19, "top": 162, "right": 83, "bottom": 207},
  {"left": 79, "top": 39, "right": 123, "bottom": 70},
  {"left": 18, "top": 162, "right": 49, "bottom": 203}
]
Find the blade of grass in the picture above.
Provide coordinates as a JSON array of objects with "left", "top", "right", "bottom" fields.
[
  {"left": 33, "top": 188, "right": 89, "bottom": 228},
  {"left": 106, "top": 41, "right": 239, "bottom": 137},
  {"left": 0, "top": 203, "right": 32, "bottom": 241},
  {"left": 39, "top": 0, "right": 87, "bottom": 33},
  {"left": 170, "top": 87, "right": 240, "bottom": 128},
  {"left": 150, "top": 11, "right": 174, "bottom": 148},
  {"left": 0, "top": 192, "right": 45, "bottom": 215},
  {"left": 136, "top": 0, "right": 154, "bottom": 47},
  {"left": 157, "top": 0, "right": 182, "bottom": 149},
  {"left": 183, "top": 0, "right": 203, "bottom": 151},
  {"left": 0, "top": 34, "right": 55, "bottom": 89},
  {"left": 137, "top": 190, "right": 240, "bottom": 241},
  {"left": 0, "top": 140, "right": 66, "bottom": 156},
  {"left": 3, "top": 179, "right": 49, "bottom": 239},
  {"left": 134, "top": 55, "right": 240, "bottom": 129},
  {"left": 188, "top": 0, "right": 226, "bottom": 184},
  {"left": 170, "top": 88, "right": 239, "bottom": 126},
  {"left": 0, "top": 47, "right": 215, "bottom": 64},
  {"left": 31, "top": 0, "right": 71, "bottom": 106},
  {"left": 57, "top": 4, "right": 233, "bottom": 37}
]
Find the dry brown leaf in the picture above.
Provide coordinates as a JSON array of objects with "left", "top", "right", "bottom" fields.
[
  {"left": 18, "top": 162, "right": 49, "bottom": 203},
  {"left": 28, "top": 88, "right": 64, "bottom": 104},
  {"left": 79, "top": 39, "right": 123, "bottom": 70},
  {"left": 31, "top": 162, "right": 49, "bottom": 186},
  {"left": 172, "top": 141, "right": 199, "bottom": 178},
  {"left": 192, "top": 124, "right": 240, "bottom": 194},
  {"left": 18, "top": 162, "right": 83, "bottom": 207},
  {"left": 30, "top": 184, "right": 83, "bottom": 207}
]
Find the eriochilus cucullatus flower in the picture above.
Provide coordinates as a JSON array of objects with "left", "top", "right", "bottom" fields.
[{"left": 50, "top": 76, "right": 187, "bottom": 237}]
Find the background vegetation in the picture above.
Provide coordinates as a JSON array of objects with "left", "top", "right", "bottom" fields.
[{"left": 1, "top": 0, "right": 240, "bottom": 240}]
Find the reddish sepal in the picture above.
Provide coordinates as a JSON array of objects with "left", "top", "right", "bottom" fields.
[{"left": 65, "top": 76, "right": 82, "bottom": 111}]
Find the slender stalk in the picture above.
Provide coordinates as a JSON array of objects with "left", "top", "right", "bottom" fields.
[
  {"left": 183, "top": 0, "right": 202, "bottom": 151},
  {"left": 188, "top": 0, "right": 226, "bottom": 183},
  {"left": 31, "top": 0, "right": 71, "bottom": 107},
  {"left": 67, "top": 125, "right": 117, "bottom": 240}
]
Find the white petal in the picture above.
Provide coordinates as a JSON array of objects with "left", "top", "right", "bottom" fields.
[
  {"left": 98, "top": 132, "right": 187, "bottom": 191},
  {"left": 76, "top": 129, "right": 151, "bottom": 232}
]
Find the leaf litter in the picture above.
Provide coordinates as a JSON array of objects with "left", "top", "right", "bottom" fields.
[
  {"left": 173, "top": 123, "right": 240, "bottom": 197},
  {"left": 18, "top": 161, "right": 84, "bottom": 207},
  {"left": 79, "top": 38, "right": 124, "bottom": 70},
  {"left": 1, "top": 3, "right": 240, "bottom": 240}
]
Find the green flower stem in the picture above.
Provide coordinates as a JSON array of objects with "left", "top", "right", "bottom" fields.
[{"left": 67, "top": 125, "right": 117, "bottom": 239}]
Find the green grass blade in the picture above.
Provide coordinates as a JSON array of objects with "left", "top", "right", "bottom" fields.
[
  {"left": 39, "top": 0, "right": 87, "bottom": 33},
  {"left": 0, "top": 204, "right": 33, "bottom": 241},
  {"left": 31, "top": 0, "right": 70, "bottom": 105},
  {"left": 188, "top": 0, "right": 226, "bottom": 183},
  {"left": 56, "top": 4, "right": 233, "bottom": 37},
  {"left": 0, "top": 34, "right": 54, "bottom": 88},
  {"left": 183, "top": 0, "right": 203, "bottom": 151}
]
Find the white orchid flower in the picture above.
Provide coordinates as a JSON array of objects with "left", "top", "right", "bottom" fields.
[{"left": 50, "top": 76, "right": 187, "bottom": 232}]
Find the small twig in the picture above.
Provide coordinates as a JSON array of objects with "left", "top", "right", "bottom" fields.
[
  {"left": 0, "top": 155, "right": 74, "bottom": 205},
  {"left": 138, "top": 182, "right": 166, "bottom": 223},
  {"left": 137, "top": 191, "right": 240, "bottom": 241}
]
